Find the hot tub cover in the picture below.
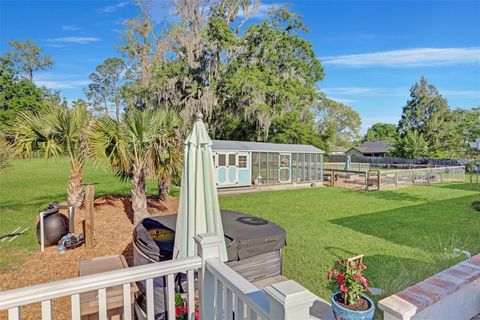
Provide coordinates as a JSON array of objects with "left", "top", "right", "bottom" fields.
[{"left": 133, "top": 210, "right": 286, "bottom": 262}]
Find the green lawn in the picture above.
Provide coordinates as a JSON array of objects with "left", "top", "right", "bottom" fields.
[
  {"left": 219, "top": 177, "right": 480, "bottom": 302},
  {"left": 1, "top": 158, "right": 479, "bottom": 306}
]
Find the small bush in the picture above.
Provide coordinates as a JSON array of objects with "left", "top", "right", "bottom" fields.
[
  {"left": 0, "top": 137, "right": 12, "bottom": 171},
  {"left": 466, "top": 161, "right": 480, "bottom": 173},
  {"left": 472, "top": 201, "right": 480, "bottom": 212}
]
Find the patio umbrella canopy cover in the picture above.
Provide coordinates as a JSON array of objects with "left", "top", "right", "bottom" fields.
[{"left": 173, "top": 113, "right": 228, "bottom": 261}]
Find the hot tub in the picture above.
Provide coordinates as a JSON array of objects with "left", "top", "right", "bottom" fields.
[{"left": 133, "top": 210, "right": 286, "bottom": 319}]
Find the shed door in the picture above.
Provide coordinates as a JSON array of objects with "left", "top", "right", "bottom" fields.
[
  {"left": 216, "top": 152, "right": 238, "bottom": 187},
  {"left": 278, "top": 153, "right": 292, "bottom": 183}
]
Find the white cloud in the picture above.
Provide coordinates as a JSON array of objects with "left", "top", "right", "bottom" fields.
[
  {"left": 98, "top": 1, "right": 130, "bottom": 13},
  {"left": 61, "top": 25, "right": 81, "bottom": 31},
  {"left": 35, "top": 79, "right": 90, "bottom": 90},
  {"left": 327, "top": 97, "right": 357, "bottom": 104},
  {"left": 238, "top": 3, "right": 284, "bottom": 19},
  {"left": 441, "top": 89, "right": 480, "bottom": 98},
  {"left": 321, "top": 47, "right": 480, "bottom": 67},
  {"left": 322, "top": 87, "right": 386, "bottom": 96},
  {"left": 35, "top": 73, "right": 89, "bottom": 90},
  {"left": 46, "top": 36, "right": 101, "bottom": 44}
]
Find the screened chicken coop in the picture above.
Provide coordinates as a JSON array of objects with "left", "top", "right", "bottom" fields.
[{"left": 211, "top": 140, "right": 324, "bottom": 188}]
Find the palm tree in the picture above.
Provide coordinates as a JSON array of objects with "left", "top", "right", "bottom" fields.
[
  {"left": 88, "top": 108, "right": 181, "bottom": 224},
  {"left": 12, "top": 102, "right": 91, "bottom": 207},
  {"left": 152, "top": 119, "right": 183, "bottom": 201}
]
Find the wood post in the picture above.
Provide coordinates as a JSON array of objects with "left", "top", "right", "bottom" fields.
[
  {"left": 84, "top": 184, "right": 95, "bottom": 249},
  {"left": 395, "top": 172, "right": 399, "bottom": 189},
  {"left": 332, "top": 170, "right": 335, "bottom": 187},
  {"left": 365, "top": 171, "right": 369, "bottom": 191}
]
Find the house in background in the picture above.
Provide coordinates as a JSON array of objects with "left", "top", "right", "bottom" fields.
[
  {"left": 211, "top": 140, "right": 324, "bottom": 188},
  {"left": 346, "top": 140, "right": 393, "bottom": 157},
  {"left": 329, "top": 145, "right": 347, "bottom": 155},
  {"left": 469, "top": 138, "right": 480, "bottom": 150}
]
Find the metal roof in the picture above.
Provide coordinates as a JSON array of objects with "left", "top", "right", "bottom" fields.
[
  {"left": 348, "top": 140, "right": 393, "bottom": 154},
  {"left": 212, "top": 140, "right": 324, "bottom": 153}
]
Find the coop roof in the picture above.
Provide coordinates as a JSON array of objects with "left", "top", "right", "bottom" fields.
[{"left": 211, "top": 140, "right": 324, "bottom": 153}]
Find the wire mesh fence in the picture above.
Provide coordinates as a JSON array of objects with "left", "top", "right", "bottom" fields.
[
  {"left": 323, "top": 169, "right": 379, "bottom": 191},
  {"left": 379, "top": 166, "right": 466, "bottom": 189},
  {"left": 323, "top": 166, "right": 465, "bottom": 191}
]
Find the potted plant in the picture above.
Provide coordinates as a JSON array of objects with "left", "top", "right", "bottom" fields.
[
  {"left": 175, "top": 293, "right": 199, "bottom": 320},
  {"left": 327, "top": 255, "right": 375, "bottom": 320}
]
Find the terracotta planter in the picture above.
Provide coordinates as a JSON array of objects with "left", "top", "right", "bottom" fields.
[{"left": 331, "top": 292, "right": 375, "bottom": 320}]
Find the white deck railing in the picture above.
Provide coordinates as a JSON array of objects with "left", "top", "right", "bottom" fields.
[{"left": 0, "top": 233, "right": 316, "bottom": 320}]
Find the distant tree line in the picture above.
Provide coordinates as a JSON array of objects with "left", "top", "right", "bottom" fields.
[{"left": 363, "top": 76, "right": 479, "bottom": 159}]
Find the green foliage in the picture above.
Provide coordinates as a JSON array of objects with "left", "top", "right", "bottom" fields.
[
  {"left": 217, "top": 7, "right": 323, "bottom": 141},
  {"left": 392, "top": 130, "right": 429, "bottom": 159},
  {"left": 397, "top": 77, "right": 452, "bottom": 157},
  {"left": 4, "top": 38, "right": 53, "bottom": 80},
  {"left": 363, "top": 123, "right": 397, "bottom": 142},
  {"left": 451, "top": 107, "right": 480, "bottom": 158},
  {"left": 119, "top": 1, "right": 343, "bottom": 146},
  {"left": 88, "top": 108, "right": 182, "bottom": 180},
  {"left": 314, "top": 95, "right": 361, "bottom": 150},
  {"left": 269, "top": 111, "right": 323, "bottom": 149},
  {"left": 84, "top": 57, "right": 126, "bottom": 120},
  {"left": 11, "top": 101, "right": 91, "bottom": 165},
  {"left": 0, "top": 130, "right": 12, "bottom": 171},
  {"left": 0, "top": 58, "right": 44, "bottom": 130}
]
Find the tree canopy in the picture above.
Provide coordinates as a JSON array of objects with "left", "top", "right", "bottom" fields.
[
  {"left": 363, "top": 123, "right": 397, "bottom": 142},
  {"left": 84, "top": 57, "right": 126, "bottom": 121},
  {"left": 4, "top": 39, "right": 53, "bottom": 81},
  {"left": 0, "top": 57, "right": 45, "bottom": 130}
]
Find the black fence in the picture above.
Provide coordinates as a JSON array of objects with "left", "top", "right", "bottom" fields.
[{"left": 326, "top": 155, "right": 470, "bottom": 167}]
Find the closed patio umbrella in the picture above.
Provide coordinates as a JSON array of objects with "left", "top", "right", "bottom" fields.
[{"left": 173, "top": 113, "right": 228, "bottom": 261}]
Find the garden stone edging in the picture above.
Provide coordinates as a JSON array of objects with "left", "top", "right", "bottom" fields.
[{"left": 378, "top": 254, "right": 480, "bottom": 320}]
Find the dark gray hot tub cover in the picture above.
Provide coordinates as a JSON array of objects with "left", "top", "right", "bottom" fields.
[{"left": 133, "top": 210, "right": 286, "bottom": 262}]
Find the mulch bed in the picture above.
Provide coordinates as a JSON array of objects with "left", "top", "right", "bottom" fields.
[{"left": 0, "top": 195, "right": 178, "bottom": 320}]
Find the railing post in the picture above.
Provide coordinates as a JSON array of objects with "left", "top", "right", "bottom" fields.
[
  {"left": 264, "top": 280, "right": 316, "bottom": 320},
  {"left": 195, "top": 233, "right": 223, "bottom": 320}
]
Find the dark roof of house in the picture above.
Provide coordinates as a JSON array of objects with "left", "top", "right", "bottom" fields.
[
  {"left": 348, "top": 140, "right": 393, "bottom": 154},
  {"left": 211, "top": 140, "right": 324, "bottom": 153},
  {"left": 331, "top": 145, "right": 348, "bottom": 153}
]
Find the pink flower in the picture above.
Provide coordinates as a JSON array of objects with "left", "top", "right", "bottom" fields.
[
  {"left": 340, "top": 284, "right": 348, "bottom": 293},
  {"left": 327, "top": 270, "right": 333, "bottom": 280},
  {"left": 195, "top": 309, "right": 200, "bottom": 320},
  {"left": 175, "top": 306, "right": 183, "bottom": 318},
  {"left": 335, "top": 273, "right": 345, "bottom": 284},
  {"left": 338, "top": 259, "right": 344, "bottom": 265}
]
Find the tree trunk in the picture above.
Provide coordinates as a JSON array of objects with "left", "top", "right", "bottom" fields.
[
  {"left": 67, "top": 164, "right": 84, "bottom": 208},
  {"left": 158, "top": 172, "right": 170, "bottom": 202},
  {"left": 132, "top": 163, "right": 149, "bottom": 225}
]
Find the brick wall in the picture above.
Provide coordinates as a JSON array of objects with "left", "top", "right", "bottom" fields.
[{"left": 379, "top": 254, "right": 480, "bottom": 320}]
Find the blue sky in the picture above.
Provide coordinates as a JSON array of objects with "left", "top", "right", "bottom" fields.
[{"left": 1, "top": 0, "right": 479, "bottom": 133}]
